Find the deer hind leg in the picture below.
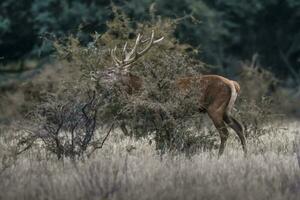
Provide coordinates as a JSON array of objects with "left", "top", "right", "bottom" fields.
[
  {"left": 224, "top": 113, "right": 247, "bottom": 155},
  {"left": 207, "top": 110, "right": 229, "bottom": 157}
]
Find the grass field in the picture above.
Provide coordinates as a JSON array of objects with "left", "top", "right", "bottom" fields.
[{"left": 0, "top": 120, "right": 299, "bottom": 200}]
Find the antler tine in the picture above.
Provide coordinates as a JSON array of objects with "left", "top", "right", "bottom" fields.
[
  {"left": 122, "top": 42, "right": 128, "bottom": 54},
  {"left": 125, "top": 31, "right": 153, "bottom": 64},
  {"left": 137, "top": 30, "right": 156, "bottom": 56},
  {"left": 153, "top": 36, "right": 164, "bottom": 44},
  {"left": 141, "top": 34, "right": 164, "bottom": 44},
  {"left": 111, "top": 30, "right": 163, "bottom": 69},
  {"left": 124, "top": 30, "right": 164, "bottom": 65},
  {"left": 125, "top": 33, "right": 141, "bottom": 62},
  {"left": 111, "top": 46, "right": 122, "bottom": 67}
]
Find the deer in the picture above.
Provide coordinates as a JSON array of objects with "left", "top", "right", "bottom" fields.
[{"left": 98, "top": 30, "right": 247, "bottom": 156}]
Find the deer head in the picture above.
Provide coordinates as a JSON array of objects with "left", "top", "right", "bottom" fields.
[{"left": 94, "top": 30, "right": 163, "bottom": 87}]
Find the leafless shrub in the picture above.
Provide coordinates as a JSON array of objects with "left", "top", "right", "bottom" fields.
[
  {"left": 18, "top": 88, "right": 103, "bottom": 160},
  {"left": 236, "top": 62, "right": 282, "bottom": 141}
]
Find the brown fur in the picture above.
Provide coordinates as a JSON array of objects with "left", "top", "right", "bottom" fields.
[{"left": 122, "top": 74, "right": 247, "bottom": 156}]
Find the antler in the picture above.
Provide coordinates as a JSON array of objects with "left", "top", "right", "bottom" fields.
[{"left": 111, "top": 30, "right": 164, "bottom": 70}]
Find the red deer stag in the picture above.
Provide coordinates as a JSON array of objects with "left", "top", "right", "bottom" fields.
[{"left": 106, "top": 30, "right": 247, "bottom": 156}]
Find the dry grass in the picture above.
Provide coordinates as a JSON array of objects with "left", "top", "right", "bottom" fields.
[{"left": 0, "top": 120, "right": 300, "bottom": 200}]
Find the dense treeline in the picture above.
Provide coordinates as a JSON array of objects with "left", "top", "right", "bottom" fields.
[{"left": 1, "top": 0, "right": 300, "bottom": 82}]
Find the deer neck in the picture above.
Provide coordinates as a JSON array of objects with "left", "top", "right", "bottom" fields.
[{"left": 119, "top": 72, "right": 143, "bottom": 94}]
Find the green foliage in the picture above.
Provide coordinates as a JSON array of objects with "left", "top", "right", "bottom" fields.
[
  {"left": 1, "top": 0, "right": 300, "bottom": 82},
  {"left": 208, "top": 0, "right": 300, "bottom": 79},
  {"left": 31, "top": 0, "right": 111, "bottom": 56},
  {"left": 0, "top": 0, "right": 111, "bottom": 60},
  {"left": 0, "top": 0, "right": 35, "bottom": 60}
]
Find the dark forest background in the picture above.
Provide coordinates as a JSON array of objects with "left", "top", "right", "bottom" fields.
[
  {"left": 1, "top": 0, "right": 300, "bottom": 122},
  {"left": 1, "top": 0, "right": 300, "bottom": 80}
]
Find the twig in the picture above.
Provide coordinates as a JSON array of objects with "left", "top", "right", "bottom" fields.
[
  {"left": 16, "top": 133, "right": 38, "bottom": 155},
  {"left": 87, "top": 123, "right": 114, "bottom": 157},
  {"left": 250, "top": 53, "right": 259, "bottom": 68},
  {"left": 87, "top": 106, "right": 130, "bottom": 157}
]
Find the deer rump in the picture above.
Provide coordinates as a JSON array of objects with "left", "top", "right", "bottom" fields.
[
  {"left": 176, "top": 75, "right": 239, "bottom": 114},
  {"left": 176, "top": 75, "right": 246, "bottom": 156}
]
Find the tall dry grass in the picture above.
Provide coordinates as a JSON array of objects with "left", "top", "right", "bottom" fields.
[{"left": 0, "top": 120, "right": 299, "bottom": 200}]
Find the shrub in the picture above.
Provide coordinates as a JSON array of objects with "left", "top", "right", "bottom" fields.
[
  {"left": 234, "top": 60, "right": 282, "bottom": 140},
  {"left": 35, "top": 11, "right": 216, "bottom": 156}
]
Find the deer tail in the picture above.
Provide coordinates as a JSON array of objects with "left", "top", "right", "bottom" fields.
[
  {"left": 233, "top": 81, "right": 240, "bottom": 94},
  {"left": 226, "top": 81, "right": 240, "bottom": 114}
]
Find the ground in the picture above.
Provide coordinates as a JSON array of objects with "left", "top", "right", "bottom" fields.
[{"left": 0, "top": 120, "right": 299, "bottom": 200}]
